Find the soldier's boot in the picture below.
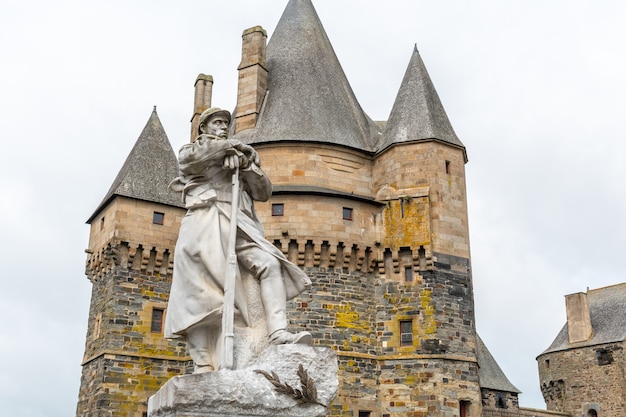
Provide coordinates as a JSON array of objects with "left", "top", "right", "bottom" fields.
[{"left": 261, "top": 274, "right": 312, "bottom": 346}]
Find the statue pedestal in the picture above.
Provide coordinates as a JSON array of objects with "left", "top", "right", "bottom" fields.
[{"left": 148, "top": 345, "right": 338, "bottom": 417}]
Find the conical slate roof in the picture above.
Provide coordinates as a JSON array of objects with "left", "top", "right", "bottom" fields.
[
  {"left": 476, "top": 334, "right": 521, "bottom": 393},
  {"left": 87, "top": 108, "right": 183, "bottom": 223},
  {"left": 235, "top": 0, "right": 380, "bottom": 151},
  {"left": 377, "top": 46, "right": 465, "bottom": 158}
]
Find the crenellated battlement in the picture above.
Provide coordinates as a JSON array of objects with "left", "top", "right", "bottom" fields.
[
  {"left": 268, "top": 236, "right": 434, "bottom": 278},
  {"left": 85, "top": 241, "right": 174, "bottom": 282}
]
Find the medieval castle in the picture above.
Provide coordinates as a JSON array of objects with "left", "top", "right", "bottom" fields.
[{"left": 76, "top": 1, "right": 625, "bottom": 416}]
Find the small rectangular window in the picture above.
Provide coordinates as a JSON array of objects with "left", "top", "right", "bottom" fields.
[
  {"left": 153, "top": 212, "right": 165, "bottom": 225},
  {"left": 405, "top": 266, "right": 413, "bottom": 282},
  {"left": 93, "top": 313, "right": 102, "bottom": 340},
  {"left": 151, "top": 308, "right": 164, "bottom": 333},
  {"left": 496, "top": 392, "right": 507, "bottom": 408},
  {"left": 100, "top": 217, "right": 105, "bottom": 231},
  {"left": 445, "top": 160, "right": 451, "bottom": 174},
  {"left": 460, "top": 400, "right": 471, "bottom": 417},
  {"left": 358, "top": 412, "right": 371, "bottom": 417},
  {"left": 596, "top": 349, "right": 612, "bottom": 365},
  {"left": 400, "top": 320, "right": 413, "bottom": 346},
  {"left": 342, "top": 207, "right": 353, "bottom": 220},
  {"left": 272, "top": 203, "right": 284, "bottom": 216}
]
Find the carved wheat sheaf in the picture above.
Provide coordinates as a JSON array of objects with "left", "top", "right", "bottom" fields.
[{"left": 254, "top": 364, "right": 325, "bottom": 407}]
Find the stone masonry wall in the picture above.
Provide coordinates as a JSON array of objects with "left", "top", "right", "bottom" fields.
[
  {"left": 256, "top": 144, "right": 374, "bottom": 198},
  {"left": 373, "top": 142, "right": 470, "bottom": 262},
  {"left": 538, "top": 342, "right": 625, "bottom": 417},
  {"left": 257, "top": 194, "right": 380, "bottom": 253},
  {"left": 287, "top": 261, "right": 481, "bottom": 417},
  {"left": 77, "top": 354, "right": 190, "bottom": 417},
  {"left": 78, "top": 265, "right": 191, "bottom": 417},
  {"left": 288, "top": 267, "right": 379, "bottom": 413},
  {"left": 82, "top": 265, "right": 189, "bottom": 361},
  {"left": 88, "top": 197, "right": 184, "bottom": 260},
  {"left": 481, "top": 389, "right": 519, "bottom": 411},
  {"left": 483, "top": 409, "right": 570, "bottom": 417},
  {"left": 377, "top": 357, "right": 481, "bottom": 417}
]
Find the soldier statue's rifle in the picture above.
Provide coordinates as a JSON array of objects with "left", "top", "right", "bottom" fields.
[{"left": 220, "top": 155, "right": 241, "bottom": 370}]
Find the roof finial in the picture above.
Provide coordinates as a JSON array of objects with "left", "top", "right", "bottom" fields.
[{"left": 153, "top": 105, "right": 157, "bottom": 113}]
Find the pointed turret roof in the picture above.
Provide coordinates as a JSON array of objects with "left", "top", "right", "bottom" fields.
[
  {"left": 87, "top": 108, "right": 183, "bottom": 223},
  {"left": 235, "top": 0, "right": 380, "bottom": 151},
  {"left": 476, "top": 334, "right": 521, "bottom": 393},
  {"left": 377, "top": 46, "right": 465, "bottom": 159}
]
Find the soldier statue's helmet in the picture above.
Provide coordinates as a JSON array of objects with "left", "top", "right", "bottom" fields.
[{"left": 198, "top": 107, "right": 231, "bottom": 134}]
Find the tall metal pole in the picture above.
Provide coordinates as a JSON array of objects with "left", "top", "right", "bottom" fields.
[{"left": 220, "top": 165, "right": 240, "bottom": 370}]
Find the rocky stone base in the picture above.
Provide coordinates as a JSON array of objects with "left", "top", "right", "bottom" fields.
[{"left": 148, "top": 345, "right": 338, "bottom": 417}]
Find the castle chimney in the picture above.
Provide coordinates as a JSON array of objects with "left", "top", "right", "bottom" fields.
[
  {"left": 190, "top": 73, "right": 213, "bottom": 141},
  {"left": 235, "top": 26, "right": 268, "bottom": 133},
  {"left": 565, "top": 292, "right": 593, "bottom": 343}
]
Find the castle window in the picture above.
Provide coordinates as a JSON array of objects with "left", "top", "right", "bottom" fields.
[
  {"left": 151, "top": 308, "right": 164, "bottom": 333},
  {"left": 93, "top": 313, "right": 102, "bottom": 340},
  {"left": 588, "top": 409, "right": 598, "bottom": 417},
  {"left": 545, "top": 359, "right": 550, "bottom": 369},
  {"left": 343, "top": 207, "right": 353, "bottom": 220},
  {"left": 495, "top": 392, "right": 507, "bottom": 409},
  {"left": 272, "top": 203, "right": 284, "bottom": 216},
  {"left": 100, "top": 216, "right": 105, "bottom": 231},
  {"left": 153, "top": 212, "right": 165, "bottom": 225},
  {"left": 460, "top": 400, "right": 471, "bottom": 417},
  {"left": 400, "top": 320, "right": 413, "bottom": 346},
  {"left": 596, "top": 348, "right": 612, "bottom": 365},
  {"left": 445, "top": 160, "right": 451, "bottom": 174},
  {"left": 358, "top": 412, "right": 371, "bottom": 417},
  {"left": 405, "top": 266, "right": 413, "bottom": 282}
]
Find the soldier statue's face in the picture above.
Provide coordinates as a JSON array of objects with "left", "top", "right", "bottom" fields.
[{"left": 202, "top": 115, "right": 229, "bottom": 139}]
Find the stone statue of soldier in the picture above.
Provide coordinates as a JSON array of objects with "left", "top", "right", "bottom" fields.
[{"left": 165, "top": 107, "right": 312, "bottom": 373}]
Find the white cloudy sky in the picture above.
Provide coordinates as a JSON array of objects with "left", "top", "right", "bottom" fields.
[{"left": 1, "top": 0, "right": 625, "bottom": 415}]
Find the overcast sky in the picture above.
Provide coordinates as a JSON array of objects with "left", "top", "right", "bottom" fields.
[{"left": 1, "top": 1, "right": 625, "bottom": 415}]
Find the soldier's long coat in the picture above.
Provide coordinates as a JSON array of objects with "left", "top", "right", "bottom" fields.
[{"left": 164, "top": 135, "right": 311, "bottom": 338}]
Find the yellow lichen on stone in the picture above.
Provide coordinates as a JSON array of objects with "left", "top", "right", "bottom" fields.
[
  {"left": 329, "top": 303, "right": 371, "bottom": 331},
  {"left": 420, "top": 289, "right": 437, "bottom": 335},
  {"left": 381, "top": 197, "right": 431, "bottom": 251}
]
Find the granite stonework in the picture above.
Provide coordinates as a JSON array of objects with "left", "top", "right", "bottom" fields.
[{"left": 148, "top": 345, "right": 338, "bottom": 417}]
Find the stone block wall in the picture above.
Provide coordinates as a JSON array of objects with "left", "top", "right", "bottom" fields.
[
  {"left": 81, "top": 266, "right": 189, "bottom": 360},
  {"left": 76, "top": 354, "right": 190, "bottom": 417},
  {"left": 257, "top": 196, "right": 380, "bottom": 260},
  {"left": 538, "top": 342, "right": 625, "bottom": 417},
  {"left": 483, "top": 409, "right": 571, "bottom": 417},
  {"left": 286, "top": 262, "right": 480, "bottom": 417},
  {"left": 88, "top": 197, "right": 184, "bottom": 259},
  {"left": 285, "top": 267, "right": 380, "bottom": 416},
  {"left": 377, "top": 358, "right": 481, "bottom": 417},
  {"left": 78, "top": 265, "right": 191, "bottom": 417},
  {"left": 373, "top": 142, "right": 470, "bottom": 261},
  {"left": 256, "top": 144, "right": 374, "bottom": 198},
  {"left": 481, "top": 389, "right": 519, "bottom": 410}
]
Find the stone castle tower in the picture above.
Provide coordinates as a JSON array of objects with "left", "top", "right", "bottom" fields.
[
  {"left": 77, "top": 109, "right": 190, "bottom": 417},
  {"left": 78, "top": 1, "right": 521, "bottom": 416},
  {"left": 537, "top": 283, "right": 626, "bottom": 417}
]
